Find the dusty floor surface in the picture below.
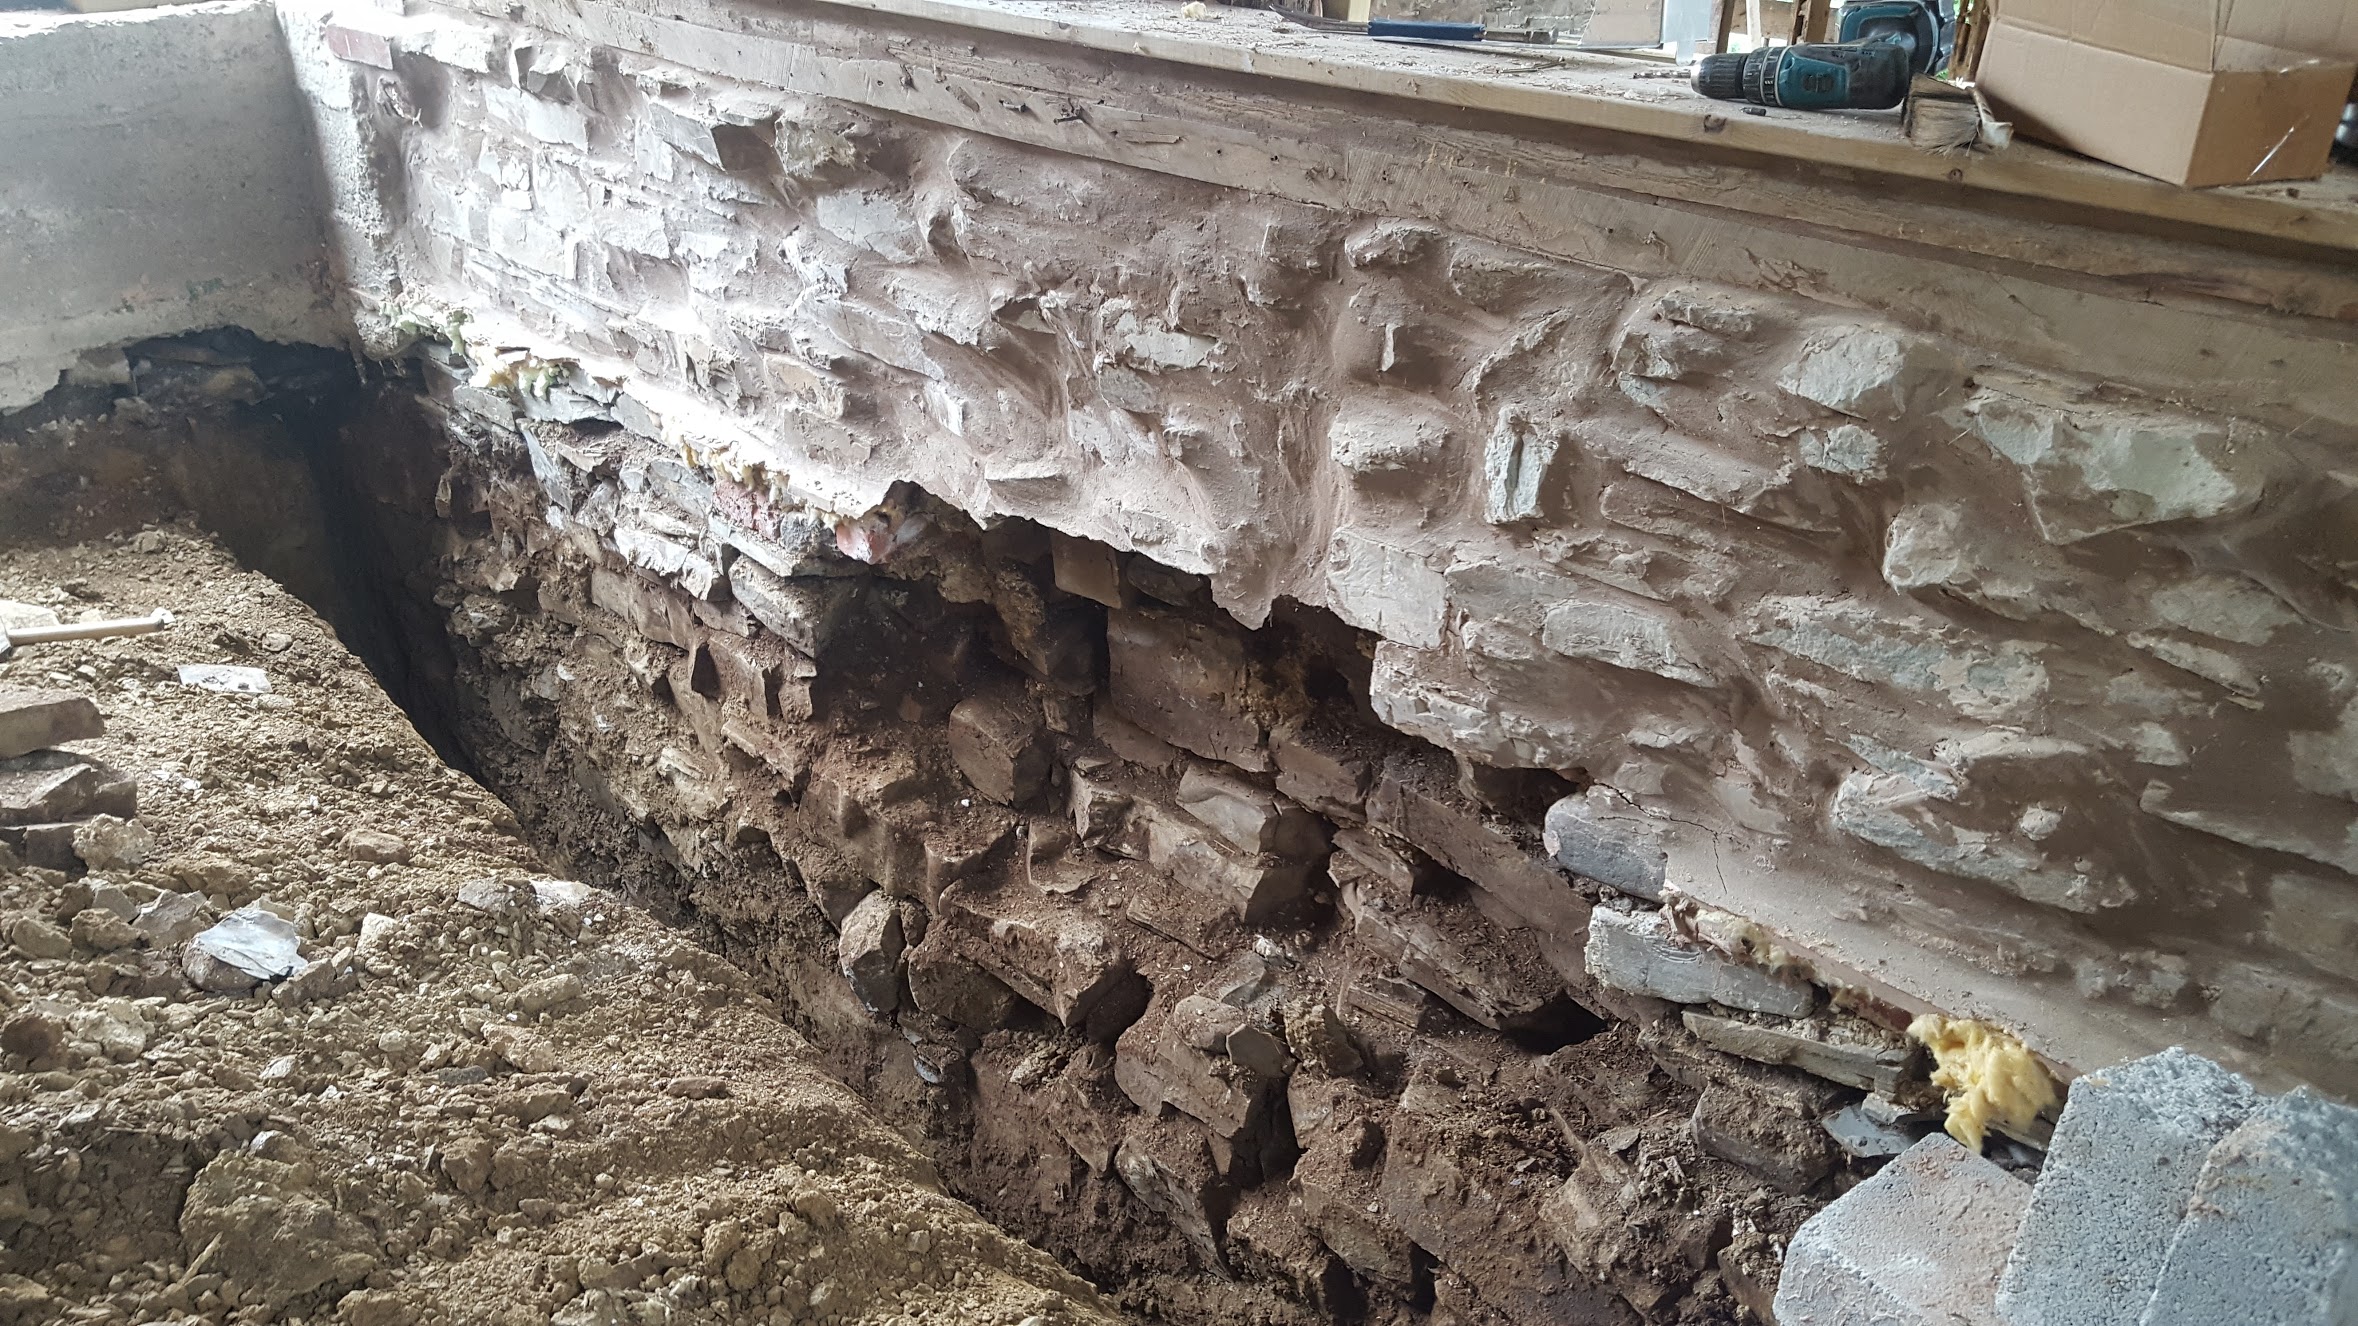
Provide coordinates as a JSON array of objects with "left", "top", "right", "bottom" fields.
[{"left": 0, "top": 527, "right": 1121, "bottom": 1326}]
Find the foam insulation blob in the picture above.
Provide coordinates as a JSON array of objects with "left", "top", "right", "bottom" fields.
[{"left": 1908, "top": 1014, "right": 2058, "bottom": 1151}]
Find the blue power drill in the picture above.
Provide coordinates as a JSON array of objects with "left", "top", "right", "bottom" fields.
[{"left": 1692, "top": 0, "right": 1947, "bottom": 111}]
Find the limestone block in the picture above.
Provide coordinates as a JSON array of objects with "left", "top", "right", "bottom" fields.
[
  {"left": 800, "top": 864, "right": 872, "bottom": 930},
  {"left": 903, "top": 930, "right": 1020, "bottom": 1031},
  {"left": 1881, "top": 501, "right": 2090, "bottom": 625},
  {"left": 1271, "top": 725, "right": 1372, "bottom": 818},
  {"left": 1296, "top": 1161, "right": 1414, "bottom": 1286},
  {"left": 1831, "top": 771, "right": 2132, "bottom": 914},
  {"left": 0, "top": 751, "right": 135, "bottom": 826},
  {"left": 2140, "top": 1088, "right": 2358, "bottom": 1326},
  {"left": 1042, "top": 1045, "right": 1124, "bottom": 1172},
  {"left": 1544, "top": 1137, "right": 1728, "bottom": 1312},
  {"left": 1689, "top": 1082, "right": 1837, "bottom": 1193},
  {"left": 2292, "top": 698, "right": 2358, "bottom": 802},
  {"left": 1067, "top": 761, "right": 1135, "bottom": 848},
  {"left": 836, "top": 890, "right": 904, "bottom": 1016},
  {"left": 699, "top": 631, "right": 807, "bottom": 720},
  {"left": 1106, "top": 608, "right": 1268, "bottom": 771},
  {"left": 2264, "top": 872, "right": 2358, "bottom": 983},
  {"left": 1539, "top": 595, "right": 1720, "bottom": 689},
  {"left": 1613, "top": 431, "right": 1836, "bottom": 532},
  {"left": 1326, "top": 390, "right": 1451, "bottom": 480},
  {"left": 2203, "top": 964, "right": 2358, "bottom": 1097},
  {"left": 1681, "top": 1010, "right": 1916, "bottom": 1096},
  {"left": 483, "top": 83, "right": 587, "bottom": 148},
  {"left": 1543, "top": 792, "right": 1668, "bottom": 902},
  {"left": 1337, "top": 876, "right": 1564, "bottom": 1032},
  {"left": 947, "top": 690, "right": 1050, "bottom": 805},
  {"left": 0, "top": 690, "right": 104, "bottom": 761},
  {"left": 1139, "top": 806, "right": 1313, "bottom": 924},
  {"left": 1822, "top": 1103, "right": 1918, "bottom": 1159},
  {"left": 612, "top": 519, "right": 720, "bottom": 600},
  {"left": 1613, "top": 320, "right": 1732, "bottom": 382},
  {"left": 589, "top": 567, "right": 698, "bottom": 649},
  {"left": 1537, "top": 589, "right": 1726, "bottom": 684},
  {"left": 1329, "top": 827, "right": 1440, "bottom": 900},
  {"left": 2141, "top": 780, "right": 2358, "bottom": 877},
  {"left": 799, "top": 775, "right": 927, "bottom": 897},
  {"left": 1368, "top": 759, "right": 1588, "bottom": 940},
  {"left": 726, "top": 557, "right": 852, "bottom": 656},
  {"left": 1369, "top": 642, "right": 1588, "bottom": 771},
  {"left": 1996, "top": 1048, "right": 2259, "bottom": 1326},
  {"left": 939, "top": 886, "right": 1148, "bottom": 1041},
  {"left": 1092, "top": 698, "right": 1183, "bottom": 772},
  {"left": 1115, "top": 994, "right": 1282, "bottom": 1145},
  {"left": 1380, "top": 1090, "right": 1630, "bottom": 1325},
  {"left": 1744, "top": 595, "right": 2048, "bottom": 721},
  {"left": 1175, "top": 765, "right": 1327, "bottom": 860},
  {"left": 1115, "top": 1124, "right": 1229, "bottom": 1273},
  {"left": 1800, "top": 422, "right": 1888, "bottom": 481},
  {"left": 712, "top": 510, "right": 854, "bottom": 581},
  {"left": 1481, "top": 406, "right": 1560, "bottom": 526},
  {"left": 991, "top": 578, "right": 1099, "bottom": 697},
  {"left": 1583, "top": 907, "right": 1814, "bottom": 1017},
  {"left": 1773, "top": 1135, "right": 2029, "bottom": 1326},
  {"left": 1324, "top": 530, "right": 1447, "bottom": 649},
  {"left": 1050, "top": 531, "right": 1130, "bottom": 608},
  {"left": 1956, "top": 387, "right": 2268, "bottom": 544},
  {"left": 1776, "top": 325, "right": 1953, "bottom": 421}
]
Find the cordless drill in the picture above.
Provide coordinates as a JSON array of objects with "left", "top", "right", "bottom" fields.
[{"left": 1693, "top": 0, "right": 1945, "bottom": 111}]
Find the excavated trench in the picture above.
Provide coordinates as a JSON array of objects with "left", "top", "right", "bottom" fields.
[{"left": 2, "top": 334, "right": 1888, "bottom": 1326}]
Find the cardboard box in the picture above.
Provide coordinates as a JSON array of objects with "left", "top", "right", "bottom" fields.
[{"left": 1978, "top": 0, "right": 2358, "bottom": 187}]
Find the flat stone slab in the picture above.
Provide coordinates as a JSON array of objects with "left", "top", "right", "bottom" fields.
[
  {"left": 1543, "top": 792, "right": 1667, "bottom": 901},
  {"left": 1683, "top": 1009, "right": 1916, "bottom": 1095},
  {"left": 1585, "top": 907, "right": 1814, "bottom": 1017},
  {"left": 1997, "top": 1047, "right": 2260, "bottom": 1326},
  {"left": 1774, "top": 1134, "right": 2029, "bottom": 1326},
  {"left": 0, "top": 688, "right": 104, "bottom": 760},
  {"left": 2140, "top": 1087, "right": 2358, "bottom": 1326}
]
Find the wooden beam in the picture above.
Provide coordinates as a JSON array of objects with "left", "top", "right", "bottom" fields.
[{"left": 769, "top": 0, "right": 2358, "bottom": 255}]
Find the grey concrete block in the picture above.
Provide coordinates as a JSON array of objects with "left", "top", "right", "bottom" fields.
[
  {"left": 1774, "top": 1134, "right": 2030, "bottom": 1326},
  {"left": 1996, "top": 1048, "right": 2260, "bottom": 1326},
  {"left": 1584, "top": 907, "right": 1814, "bottom": 1017},
  {"left": 1543, "top": 792, "right": 1667, "bottom": 901},
  {"left": 2139, "top": 1088, "right": 2358, "bottom": 1326}
]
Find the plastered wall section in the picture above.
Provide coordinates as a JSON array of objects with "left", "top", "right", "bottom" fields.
[
  {"left": 284, "top": 0, "right": 2358, "bottom": 1094},
  {"left": 0, "top": 0, "right": 337, "bottom": 413}
]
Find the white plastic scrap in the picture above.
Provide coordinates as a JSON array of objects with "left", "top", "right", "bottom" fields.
[
  {"left": 187, "top": 905, "right": 303, "bottom": 982},
  {"left": 178, "top": 664, "right": 271, "bottom": 696}
]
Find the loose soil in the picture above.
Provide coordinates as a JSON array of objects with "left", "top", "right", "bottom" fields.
[{"left": 0, "top": 526, "right": 1120, "bottom": 1326}]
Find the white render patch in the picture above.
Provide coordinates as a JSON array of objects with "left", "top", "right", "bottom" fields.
[{"left": 0, "top": 0, "right": 335, "bottom": 411}]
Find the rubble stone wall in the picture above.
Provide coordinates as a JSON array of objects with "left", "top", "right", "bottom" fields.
[
  {"left": 0, "top": 1, "right": 338, "bottom": 412},
  {"left": 282, "top": 0, "right": 2358, "bottom": 1104}
]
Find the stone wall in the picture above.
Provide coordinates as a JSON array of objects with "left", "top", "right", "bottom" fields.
[
  {"left": 279, "top": 0, "right": 2358, "bottom": 1103},
  {"left": 0, "top": 1, "right": 337, "bottom": 412}
]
